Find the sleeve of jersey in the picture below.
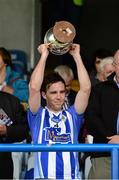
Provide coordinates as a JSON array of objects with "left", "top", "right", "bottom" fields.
[
  {"left": 68, "top": 105, "right": 84, "bottom": 132},
  {"left": 27, "top": 107, "right": 43, "bottom": 143}
]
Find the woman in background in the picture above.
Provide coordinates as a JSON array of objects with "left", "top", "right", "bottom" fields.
[{"left": 0, "top": 47, "right": 29, "bottom": 102}]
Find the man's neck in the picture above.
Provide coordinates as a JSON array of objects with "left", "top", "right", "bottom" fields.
[{"left": 45, "top": 106, "right": 62, "bottom": 115}]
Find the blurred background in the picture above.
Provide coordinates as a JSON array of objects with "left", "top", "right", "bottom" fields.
[{"left": 0, "top": 0, "right": 119, "bottom": 78}]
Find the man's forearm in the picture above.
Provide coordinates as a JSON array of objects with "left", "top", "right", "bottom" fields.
[
  {"left": 29, "top": 54, "right": 48, "bottom": 92},
  {"left": 75, "top": 54, "right": 91, "bottom": 94}
]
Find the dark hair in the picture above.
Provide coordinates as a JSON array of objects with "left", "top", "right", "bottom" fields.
[
  {"left": 41, "top": 72, "right": 66, "bottom": 92},
  {"left": 0, "top": 47, "right": 12, "bottom": 67},
  {"left": 93, "top": 48, "right": 113, "bottom": 61},
  {"left": 91, "top": 48, "right": 113, "bottom": 71}
]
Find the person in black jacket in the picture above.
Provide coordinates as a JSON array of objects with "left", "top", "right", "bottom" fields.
[
  {"left": 0, "top": 91, "right": 29, "bottom": 179},
  {"left": 85, "top": 49, "right": 119, "bottom": 179},
  {"left": 89, "top": 48, "right": 113, "bottom": 87}
]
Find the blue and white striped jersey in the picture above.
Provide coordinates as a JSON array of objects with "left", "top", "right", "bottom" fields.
[{"left": 27, "top": 105, "right": 84, "bottom": 179}]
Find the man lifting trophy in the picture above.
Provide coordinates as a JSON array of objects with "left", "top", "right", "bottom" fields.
[{"left": 44, "top": 21, "right": 76, "bottom": 55}]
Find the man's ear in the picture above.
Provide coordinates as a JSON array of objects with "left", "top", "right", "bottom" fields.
[{"left": 41, "top": 91, "right": 46, "bottom": 99}]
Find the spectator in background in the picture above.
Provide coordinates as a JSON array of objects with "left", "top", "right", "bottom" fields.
[
  {"left": 79, "top": 55, "right": 115, "bottom": 178},
  {"left": 89, "top": 48, "right": 113, "bottom": 86},
  {"left": 0, "top": 91, "right": 29, "bottom": 179},
  {"left": 83, "top": 56, "right": 114, "bottom": 140},
  {"left": 27, "top": 43, "right": 91, "bottom": 179},
  {"left": 84, "top": 49, "right": 119, "bottom": 179},
  {"left": 81, "top": 55, "right": 115, "bottom": 143},
  {"left": 0, "top": 47, "right": 29, "bottom": 103},
  {"left": 99, "top": 56, "right": 115, "bottom": 81},
  {"left": 54, "top": 65, "right": 77, "bottom": 108}
]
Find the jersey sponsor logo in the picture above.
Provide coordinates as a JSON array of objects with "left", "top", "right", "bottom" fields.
[{"left": 44, "top": 126, "right": 71, "bottom": 143}]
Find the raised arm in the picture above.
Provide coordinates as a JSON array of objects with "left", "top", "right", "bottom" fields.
[
  {"left": 29, "top": 44, "right": 49, "bottom": 113},
  {"left": 69, "top": 44, "right": 91, "bottom": 114}
]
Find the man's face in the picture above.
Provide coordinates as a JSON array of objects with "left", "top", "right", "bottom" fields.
[
  {"left": 103, "top": 63, "right": 114, "bottom": 79},
  {"left": 42, "top": 81, "right": 66, "bottom": 112}
]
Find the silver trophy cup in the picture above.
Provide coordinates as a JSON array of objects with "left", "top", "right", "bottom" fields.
[{"left": 44, "top": 21, "right": 76, "bottom": 55}]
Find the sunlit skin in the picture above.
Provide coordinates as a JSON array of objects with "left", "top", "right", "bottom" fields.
[{"left": 42, "top": 81, "right": 66, "bottom": 112}]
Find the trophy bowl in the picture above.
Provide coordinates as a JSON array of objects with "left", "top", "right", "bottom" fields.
[
  {"left": 44, "top": 28, "right": 71, "bottom": 55},
  {"left": 44, "top": 21, "right": 76, "bottom": 55}
]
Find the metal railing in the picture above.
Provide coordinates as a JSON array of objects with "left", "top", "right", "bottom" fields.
[{"left": 0, "top": 143, "right": 119, "bottom": 179}]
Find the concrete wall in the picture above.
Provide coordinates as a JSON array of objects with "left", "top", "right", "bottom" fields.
[{"left": 0, "top": 0, "right": 42, "bottom": 70}]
